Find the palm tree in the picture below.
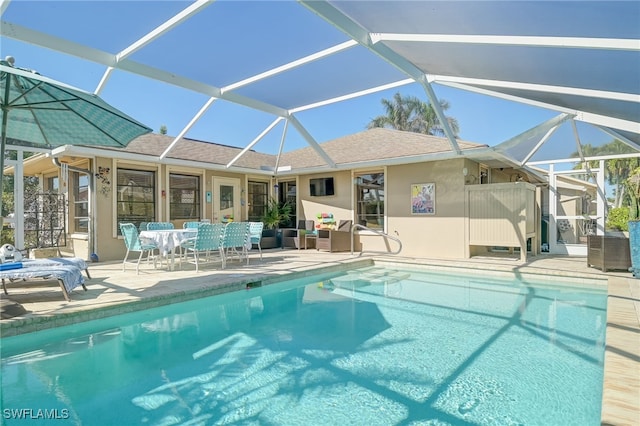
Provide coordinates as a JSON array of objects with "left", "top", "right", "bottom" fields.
[
  {"left": 570, "top": 143, "right": 602, "bottom": 170},
  {"left": 571, "top": 140, "right": 639, "bottom": 207},
  {"left": 415, "top": 98, "right": 460, "bottom": 137},
  {"left": 368, "top": 92, "right": 459, "bottom": 137}
]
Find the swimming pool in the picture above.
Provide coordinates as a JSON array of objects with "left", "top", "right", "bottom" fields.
[{"left": 1, "top": 264, "right": 607, "bottom": 425}]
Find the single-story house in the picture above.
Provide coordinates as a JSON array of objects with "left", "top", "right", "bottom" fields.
[{"left": 13, "top": 128, "right": 546, "bottom": 262}]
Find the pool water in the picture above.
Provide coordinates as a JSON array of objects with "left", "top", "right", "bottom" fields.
[{"left": 1, "top": 265, "right": 607, "bottom": 425}]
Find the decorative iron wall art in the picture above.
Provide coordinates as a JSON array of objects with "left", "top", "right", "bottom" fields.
[{"left": 95, "top": 166, "right": 111, "bottom": 196}]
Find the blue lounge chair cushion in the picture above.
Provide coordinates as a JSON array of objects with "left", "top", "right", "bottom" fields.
[{"left": 0, "top": 262, "right": 22, "bottom": 271}]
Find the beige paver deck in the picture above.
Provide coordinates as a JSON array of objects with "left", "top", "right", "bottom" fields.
[{"left": 1, "top": 250, "right": 638, "bottom": 424}]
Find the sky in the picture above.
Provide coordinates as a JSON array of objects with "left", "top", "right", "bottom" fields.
[{"left": 0, "top": 1, "right": 620, "bottom": 165}]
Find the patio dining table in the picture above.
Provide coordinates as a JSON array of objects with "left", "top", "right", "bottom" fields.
[{"left": 139, "top": 229, "right": 197, "bottom": 271}]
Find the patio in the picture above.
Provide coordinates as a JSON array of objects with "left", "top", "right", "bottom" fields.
[{"left": 0, "top": 250, "right": 637, "bottom": 424}]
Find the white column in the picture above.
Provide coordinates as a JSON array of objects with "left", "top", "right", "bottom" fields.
[
  {"left": 14, "top": 150, "right": 24, "bottom": 250},
  {"left": 597, "top": 160, "right": 606, "bottom": 235},
  {"left": 548, "top": 164, "right": 559, "bottom": 254}
]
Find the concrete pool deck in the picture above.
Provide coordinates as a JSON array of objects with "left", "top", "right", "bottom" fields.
[{"left": 1, "top": 250, "right": 638, "bottom": 425}]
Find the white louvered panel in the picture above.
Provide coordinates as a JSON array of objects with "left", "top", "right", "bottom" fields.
[{"left": 468, "top": 184, "right": 532, "bottom": 246}]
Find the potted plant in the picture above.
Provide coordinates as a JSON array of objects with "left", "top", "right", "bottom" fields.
[
  {"left": 605, "top": 207, "right": 630, "bottom": 234},
  {"left": 259, "top": 198, "right": 292, "bottom": 249},
  {"left": 625, "top": 166, "right": 640, "bottom": 277}
]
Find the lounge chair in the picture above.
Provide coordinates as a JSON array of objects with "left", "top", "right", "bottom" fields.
[
  {"left": 22, "top": 257, "right": 91, "bottom": 279},
  {"left": 1, "top": 263, "right": 87, "bottom": 302}
]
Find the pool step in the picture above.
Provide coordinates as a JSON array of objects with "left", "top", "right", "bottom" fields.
[
  {"left": 368, "top": 272, "right": 410, "bottom": 284},
  {"left": 331, "top": 267, "right": 411, "bottom": 287}
]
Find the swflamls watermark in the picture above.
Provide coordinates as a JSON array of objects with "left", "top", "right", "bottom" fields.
[{"left": 3, "top": 408, "right": 69, "bottom": 420}]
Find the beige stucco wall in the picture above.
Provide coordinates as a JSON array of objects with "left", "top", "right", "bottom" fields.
[
  {"left": 294, "top": 159, "right": 495, "bottom": 259},
  {"left": 298, "top": 171, "right": 353, "bottom": 224},
  {"left": 96, "top": 157, "right": 505, "bottom": 261},
  {"left": 95, "top": 157, "right": 123, "bottom": 262},
  {"left": 59, "top": 154, "right": 537, "bottom": 262},
  {"left": 363, "top": 158, "right": 469, "bottom": 259},
  {"left": 94, "top": 157, "right": 251, "bottom": 262}
]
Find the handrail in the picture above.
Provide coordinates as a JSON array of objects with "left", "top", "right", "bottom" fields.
[{"left": 350, "top": 223, "right": 402, "bottom": 257}]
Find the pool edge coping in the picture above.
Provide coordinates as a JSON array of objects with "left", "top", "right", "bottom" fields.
[{"left": 0, "top": 258, "right": 374, "bottom": 337}]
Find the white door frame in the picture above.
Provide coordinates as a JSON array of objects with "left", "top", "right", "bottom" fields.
[
  {"left": 548, "top": 161, "right": 605, "bottom": 256},
  {"left": 212, "top": 176, "right": 241, "bottom": 223}
]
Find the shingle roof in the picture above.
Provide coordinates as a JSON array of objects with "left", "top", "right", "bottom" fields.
[
  {"left": 95, "top": 128, "right": 486, "bottom": 171},
  {"left": 110, "top": 133, "right": 277, "bottom": 170},
  {"left": 279, "top": 128, "right": 486, "bottom": 168},
  {"left": 13, "top": 128, "right": 493, "bottom": 178}
]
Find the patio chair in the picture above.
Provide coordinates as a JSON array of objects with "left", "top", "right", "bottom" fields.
[
  {"left": 316, "top": 220, "right": 352, "bottom": 252},
  {"left": 248, "top": 221, "right": 264, "bottom": 259},
  {"left": 282, "top": 220, "right": 315, "bottom": 249},
  {"left": 146, "top": 222, "right": 174, "bottom": 230},
  {"left": 179, "top": 222, "right": 201, "bottom": 258},
  {"left": 222, "top": 222, "right": 250, "bottom": 267},
  {"left": 119, "top": 223, "right": 159, "bottom": 274},
  {"left": 181, "top": 222, "right": 225, "bottom": 272}
]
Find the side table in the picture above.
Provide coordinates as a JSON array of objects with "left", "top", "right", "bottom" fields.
[{"left": 304, "top": 233, "right": 317, "bottom": 250}]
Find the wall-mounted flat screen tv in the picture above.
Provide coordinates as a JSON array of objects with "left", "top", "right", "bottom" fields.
[{"left": 309, "top": 177, "right": 334, "bottom": 196}]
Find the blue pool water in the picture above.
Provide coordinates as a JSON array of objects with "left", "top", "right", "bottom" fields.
[{"left": 1, "top": 265, "right": 607, "bottom": 425}]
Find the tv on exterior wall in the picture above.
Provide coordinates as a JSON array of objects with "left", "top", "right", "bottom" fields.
[{"left": 310, "top": 177, "right": 334, "bottom": 196}]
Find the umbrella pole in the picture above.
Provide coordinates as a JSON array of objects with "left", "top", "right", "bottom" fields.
[
  {"left": 0, "top": 126, "right": 5, "bottom": 216},
  {"left": 1, "top": 72, "right": 11, "bottom": 217}
]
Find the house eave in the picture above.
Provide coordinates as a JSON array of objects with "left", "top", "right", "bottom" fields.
[
  {"left": 48, "top": 144, "right": 518, "bottom": 179},
  {"left": 51, "top": 145, "right": 276, "bottom": 176}
]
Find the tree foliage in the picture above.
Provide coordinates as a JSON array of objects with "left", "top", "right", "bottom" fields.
[
  {"left": 1, "top": 150, "right": 39, "bottom": 217},
  {"left": 626, "top": 166, "right": 640, "bottom": 221},
  {"left": 570, "top": 140, "right": 639, "bottom": 208},
  {"left": 368, "top": 92, "right": 459, "bottom": 137}
]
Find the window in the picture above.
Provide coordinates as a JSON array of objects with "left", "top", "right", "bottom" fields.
[
  {"left": 73, "top": 172, "right": 89, "bottom": 233},
  {"left": 355, "top": 172, "right": 384, "bottom": 231},
  {"left": 117, "top": 169, "right": 155, "bottom": 232},
  {"left": 480, "top": 165, "right": 489, "bottom": 184},
  {"left": 169, "top": 173, "right": 200, "bottom": 220},
  {"left": 310, "top": 177, "right": 334, "bottom": 196},
  {"left": 46, "top": 176, "right": 59, "bottom": 193},
  {"left": 248, "top": 181, "right": 268, "bottom": 221}
]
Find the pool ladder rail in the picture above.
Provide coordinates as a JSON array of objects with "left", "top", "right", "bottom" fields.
[{"left": 350, "top": 223, "right": 402, "bottom": 257}]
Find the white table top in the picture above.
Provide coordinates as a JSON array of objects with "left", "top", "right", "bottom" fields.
[{"left": 140, "top": 229, "right": 197, "bottom": 255}]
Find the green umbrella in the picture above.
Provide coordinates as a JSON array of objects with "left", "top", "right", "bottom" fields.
[{"left": 0, "top": 59, "right": 152, "bottom": 212}]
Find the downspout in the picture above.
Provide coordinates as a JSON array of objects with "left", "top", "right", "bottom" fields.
[{"left": 52, "top": 157, "right": 96, "bottom": 257}]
